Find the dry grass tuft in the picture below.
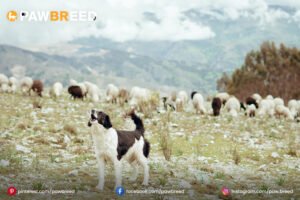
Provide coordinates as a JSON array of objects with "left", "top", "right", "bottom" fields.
[{"left": 63, "top": 124, "right": 77, "bottom": 135}]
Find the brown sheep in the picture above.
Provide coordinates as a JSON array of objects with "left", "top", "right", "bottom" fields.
[
  {"left": 212, "top": 97, "right": 222, "bottom": 116},
  {"left": 31, "top": 80, "right": 43, "bottom": 97},
  {"left": 68, "top": 85, "right": 84, "bottom": 100},
  {"left": 118, "top": 88, "right": 129, "bottom": 106}
]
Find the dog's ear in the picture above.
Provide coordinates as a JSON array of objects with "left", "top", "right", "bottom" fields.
[{"left": 103, "top": 115, "right": 112, "bottom": 129}]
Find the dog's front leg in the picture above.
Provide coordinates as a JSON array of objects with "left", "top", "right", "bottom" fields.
[
  {"left": 113, "top": 159, "right": 122, "bottom": 189},
  {"left": 96, "top": 157, "right": 105, "bottom": 190}
]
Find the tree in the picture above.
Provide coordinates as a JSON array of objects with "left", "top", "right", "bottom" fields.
[{"left": 217, "top": 41, "right": 300, "bottom": 102}]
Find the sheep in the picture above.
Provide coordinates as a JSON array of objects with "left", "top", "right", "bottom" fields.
[
  {"left": 246, "top": 104, "right": 256, "bottom": 117},
  {"left": 175, "top": 90, "right": 188, "bottom": 112},
  {"left": 252, "top": 93, "right": 262, "bottom": 104},
  {"left": 212, "top": 97, "right": 222, "bottom": 116},
  {"left": 84, "top": 81, "right": 100, "bottom": 102},
  {"left": 162, "top": 96, "right": 176, "bottom": 111},
  {"left": 118, "top": 88, "right": 129, "bottom": 106},
  {"left": 170, "top": 91, "right": 177, "bottom": 102},
  {"left": 215, "top": 92, "right": 230, "bottom": 106},
  {"left": 106, "top": 84, "right": 119, "bottom": 103},
  {"left": 266, "top": 95, "right": 274, "bottom": 100},
  {"left": 31, "top": 80, "right": 44, "bottom": 97},
  {"left": 288, "top": 99, "right": 299, "bottom": 118},
  {"left": 7, "top": 77, "right": 18, "bottom": 93},
  {"left": 258, "top": 99, "right": 275, "bottom": 117},
  {"left": 224, "top": 96, "right": 240, "bottom": 117},
  {"left": 246, "top": 96, "right": 259, "bottom": 108},
  {"left": 275, "top": 105, "right": 293, "bottom": 120},
  {"left": 20, "top": 77, "right": 33, "bottom": 95},
  {"left": 273, "top": 97, "right": 284, "bottom": 107},
  {"left": 192, "top": 92, "right": 206, "bottom": 114},
  {"left": 0, "top": 74, "right": 9, "bottom": 93},
  {"left": 190, "top": 91, "right": 197, "bottom": 100},
  {"left": 50, "top": 82, "right": 63, "bottom": 98},
  {"left": 129, "top": 86, "right": 151, "bottom": 108},
  {"left": 69, "top": 79, "right": 77, "bottom": 86},
  {"left": 68, "top": 85, "right": 84, "bottom": 100}
]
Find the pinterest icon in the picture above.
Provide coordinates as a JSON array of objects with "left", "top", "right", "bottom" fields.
[{"left": 7, "top": 186, "right": 17, "bottom": 196}]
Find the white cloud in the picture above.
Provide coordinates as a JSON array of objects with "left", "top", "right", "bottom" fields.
[{"left": 0, "top": 0, "right": 299, "bottom": 48}]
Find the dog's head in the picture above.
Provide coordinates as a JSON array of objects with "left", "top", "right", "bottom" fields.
[{"left": 88, "top": 110, "right": 112, "bottom": 129}]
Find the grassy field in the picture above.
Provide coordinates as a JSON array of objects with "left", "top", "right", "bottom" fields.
[{"left": 0, "top": 92, "right": 299, "bottom": 200}]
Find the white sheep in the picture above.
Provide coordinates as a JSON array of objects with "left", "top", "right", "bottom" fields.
[
  {"left": 128, "top": 86, "right": 153, "bottom": 111},
  {"left": 192, "top": 93, "right": 206, "bottom": 114},
  {"left": 224, "top": 96, "right": 240, "bottom": 117},
  {"left": 20, "top": 77, "right": 33, "bottom": 95},
  {"left": 175, "top": 90, "right": 188, "bottom": 112},
  {"left": 50, "top": 82, "right": 63, "bottom": 98},
  {"left": 288, "top": 99, "right": 299, "bottom": 118},
  {"left": 7, "top": 77, "right": 18, "bottom": 93},
  {"left": 273, "top": 97, "right": 284, "bottom": 107},
  {"left": 106, "top": 84, "right": 119, "bottom": 103},
  {"left": 252, "top": 93, "right": 262, "bottom": 104},
  {"left": 85, "top": 82, "right": 100, "bottom": 103},
  {"left": 69, "top": 79, "right": 78, "bottom": 86},
  {"left": 216, "top": 92, "right": 230, "bottom": 105},
  {"left": 275, "top": 105, "right": 293, "bottom": 120},
  {"left": 266, "top": 95, "right": 274, "bottom": 100},
  {"left": 0, "top": 74, "right": 9, "bottom": 93},
  {"left": 258, "top": 99, "right": 275, "bottom": 117}
]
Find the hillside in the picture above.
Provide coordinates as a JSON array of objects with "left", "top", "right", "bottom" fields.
[{"left": 0, "top": 45, "right": 218, "bottom": 93}]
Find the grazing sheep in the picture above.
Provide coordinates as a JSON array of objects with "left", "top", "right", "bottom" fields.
[
  {"left": 273, "top": 97, "right": 284, "bottom": 107},
  {"left": 275, "top": 105, "right": 293, "bottom": 120},
  {"left": 31, "top": 80, "right": 43, "bottom": 97},
  {"left": 266, "top": 95, "right": 274, "bottom": 100},
  {"left": 20, "top": 77, "right": 33, "bottom": 95},
  {"left": 50, "top": 82, "right": 63, "bottom": 98},
  {"left": 258, "top": 99, "right": 275, "bottom": 117},
  {"left": 175, "top": 91, "right": 188, "bottom": 112},
  {"left": 212, "top": 97, "right": 222, "bottom": 116},
  {"left": 190, "top": 91, "right": 197, "bottom": 100},
  {"left": 246, "top": 96, "right": 259, "bottom": 108},
  {"left": 246, "top": 104, "right": 256, "bottom": 117},
  {"left": 0, "top": 74, "right": 9, "bottom": 93},
  {"left": 192, "top": 93, "right": 206, "bottom": 114},
  {"left": 68, "top": 85, "right": 84, "bottom": 100},
  {"left": 8, "top": 77, "right": 18, "bottom": 93},
  {"left": 106, "top": 84, "right": 119, "bottom": 103},
  {"left": 129, "top": 86, "right": 151, "bottom": 108},
  {"left": 216, "top": 92, "right": 230, "bottom": 106},
  {"left": 252, "top": 93, "right": 262, "bottom": 104},
  {"left": 118, "top": 88, "right": 129, "bottom": 106},
  {"left": 288, "top": 99, "right": 299, "bottom": 118},
  {"left": 84, "top": 82, "right": 100, "bottom": 102},
  {"left": 162, "top": 97, "right": 176, "bottom": 111},
  {"left": 69, "top": 79, "right": 77, "bottom": 86},
  {"left": 224, "top": 97, "right": 240, "bottom": 117}
]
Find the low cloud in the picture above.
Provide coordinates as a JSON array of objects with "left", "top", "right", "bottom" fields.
[{"left": 0, "top": 0, "right": 299, "bottom": 48}]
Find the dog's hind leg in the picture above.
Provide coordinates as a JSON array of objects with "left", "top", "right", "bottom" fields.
[
  {"left": 113, "top": 158, "right": 122, "bottom": 188},
  {"left": 138, "top": 154, "right": 149, "bottom": 186},
  {"left": 129, "top": 161, "right": 139, "bottom": 181},
  {"left": 96, "top": 157, "right": 105, "bottom": 190}
]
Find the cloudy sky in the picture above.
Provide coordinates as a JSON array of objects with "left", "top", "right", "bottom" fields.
[{"left": 1, "top": 0, "right": 300, "bottom": 48}]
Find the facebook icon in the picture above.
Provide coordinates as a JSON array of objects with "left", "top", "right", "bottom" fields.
[{"left": 115, "top": 186, "right": 125, "bottom": 196}]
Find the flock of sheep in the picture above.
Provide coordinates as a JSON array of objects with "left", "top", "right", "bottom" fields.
[{"left": 1, "top": 73, "right": 300, "bottom": 122}]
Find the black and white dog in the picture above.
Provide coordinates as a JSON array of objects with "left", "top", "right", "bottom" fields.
[{"left": 88, "top": 109, "right": 150, "bottom": 190}]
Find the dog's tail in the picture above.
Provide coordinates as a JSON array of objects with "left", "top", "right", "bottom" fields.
[
  {"left": 143, "top": 139, "right": 150, "bottom": 158},
  {"left": 127, "top": 109, "right": 145, "bottom": 136}
]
